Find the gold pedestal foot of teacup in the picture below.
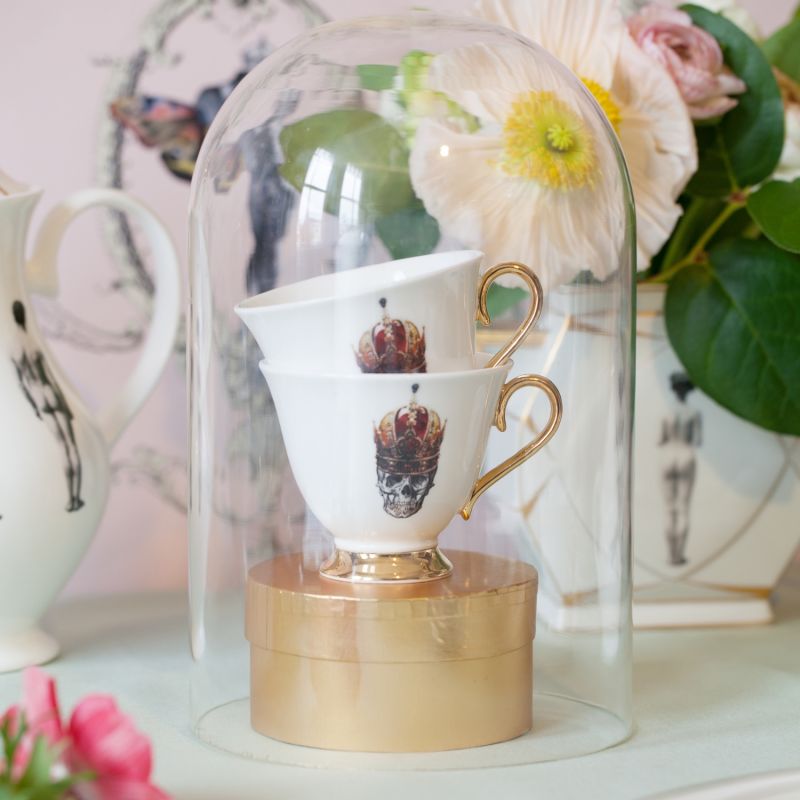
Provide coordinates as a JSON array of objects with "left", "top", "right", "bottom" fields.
[{"left": 320, "top": 546, "right": 453, "bottom": 583}]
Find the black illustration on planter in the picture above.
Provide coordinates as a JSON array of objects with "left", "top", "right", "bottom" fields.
[
  {"left": 356, "top": 298, "right": 427, "bottom": 374},
  {"left": 11, "top": 301, "right": 85, "bottom": 512},
  {"left": 374, "top": 383, "right": 444, "bottom": 518},
  {"left": 659, "top": 371, "right": 702, "bottom": 566}
]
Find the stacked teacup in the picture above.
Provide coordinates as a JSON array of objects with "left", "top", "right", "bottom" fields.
[{"left": 235, "top": 250, "right": 562, "bottom": 583}]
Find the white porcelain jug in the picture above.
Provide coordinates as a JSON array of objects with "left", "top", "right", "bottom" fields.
[{"left": 0, "top": 171, "right": 180, "bottom": 672}]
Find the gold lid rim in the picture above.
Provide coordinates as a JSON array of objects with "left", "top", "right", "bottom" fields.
[
  {"left": 247, "top": 550, "right": 538, "bottom": 617},
  {"left": 246, "top": 551, "right": 538, "bottom": 661}
]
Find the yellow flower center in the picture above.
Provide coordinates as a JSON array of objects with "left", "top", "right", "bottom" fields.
[
  {"left": 502, "top": 91, "right": 597, "bottom": 191},
  {"left": 581, "top": 78, "right": 621, "bottom": 132},
  {"left": 546, "top": 123, "right": 575, "bottom": 152}
]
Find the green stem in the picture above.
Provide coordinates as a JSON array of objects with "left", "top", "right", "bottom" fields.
[
  {"left": 658, "top": 197, "right": 720, "bottom": 272},
  {"left": 648, "top": 200, "right": 745, "bottom": 284}
]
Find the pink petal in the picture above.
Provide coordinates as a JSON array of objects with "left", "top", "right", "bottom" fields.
[
  {"left": 717, "top": 72, "right": 747, "bottom": 96},
  {"left": 639, "top": 35, "right": 671, "bottom": 69},
  {"left": 689, "top": 95, "right": 739, "bottom": 119},
  {"left": 628, "top": 3, "right": 692, "bottom": 38},
  {"left": 22, "top": 668, "right": 64, "bottom": 744},
  {"left": 69, "top": 695, "right": 152, "bottom": 782},
  {"left": 675, "top": 63, "right": 724, "bottom": 103},
  {"left": 682, "top": 27, "right": 725, "bottom": 72}
]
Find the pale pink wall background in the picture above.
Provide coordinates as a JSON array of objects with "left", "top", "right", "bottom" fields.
[{"left": 0, "top": 0, "right": 794, "bottom": 598}]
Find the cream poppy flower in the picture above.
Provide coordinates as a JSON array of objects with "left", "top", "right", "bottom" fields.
[{"left": 408, "top": 0, "right": 697, "bottom": 286}]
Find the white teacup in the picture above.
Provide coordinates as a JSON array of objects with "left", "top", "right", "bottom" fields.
[
  {"left": 236, "top": 251, "right": 543, "bottom": 374},
  {"left": 261, "top": 353, "right": 562, "bottom": 582}
]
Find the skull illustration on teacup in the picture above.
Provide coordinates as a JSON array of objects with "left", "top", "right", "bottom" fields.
[{"left": 373, "top": 383, "right": 445, "bottom": 517}]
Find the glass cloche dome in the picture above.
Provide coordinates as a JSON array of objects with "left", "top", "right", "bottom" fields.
[{"left": 189, "top": 13, "right": 634, "bottom": 767}]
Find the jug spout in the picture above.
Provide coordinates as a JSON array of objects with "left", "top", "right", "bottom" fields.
[{"left": 0, "top": 171, "right": 41, "bottom": 288}]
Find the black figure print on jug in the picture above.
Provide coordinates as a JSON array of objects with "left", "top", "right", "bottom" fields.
[{"left": 11, "top": 301, "right": 85, "bottom": 513}]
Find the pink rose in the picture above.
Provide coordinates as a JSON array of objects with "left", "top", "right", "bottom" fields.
[
  {"left": 628, "top": 4, "right": 747, "bottom": 119},
  {"left": 68, "top": 695, "right": 169, "bottom": 800},
  {"left": 5, "top": 668, "right": 170, "bottom": 800}
]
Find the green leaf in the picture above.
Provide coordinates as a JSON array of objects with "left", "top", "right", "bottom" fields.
[
  {"left": 16, "top": 737, "right": 54, "bottom": 792},
  {"left": 279, "top": 109, "right": 415, "bottom": 218},
  {"left": 762, "top": 17, "right": 800, "bottom": 81},
  {"left": 0, "top": 788, "right": 31, "bottom": 800},
  {"left": 485, "top": 284, "right": 529, "bottom": 321},
  {"left": 665, "top": 238, "right": 800, "bottom": 434},
  {"left": 1, "top": 716, "right": 18, "bottom": 778},
  {"left": 3, "top": 711, "right": 26, "bottom": 749},
  {"left": 375, "top": 204, "right": 440, "bottom": 259},
  {"left": 26, "top": 788, "right": 67, "bottom": 800},
  {"left": 683, "top": 5, "right": 784, "bottom": 195},
  {"left": 747, "top": 179, "right": 800, "bottom": 252},
  {"left": 714, "top": 205, "right": 755, "bottom": 241},
  {"left": 356, "top": 64, "right": 397, "bottom": 91}
]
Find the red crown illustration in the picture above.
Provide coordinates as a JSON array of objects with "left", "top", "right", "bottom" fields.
[
  {"left": 355, "top": 298, "right": 426, "bottom": 373},
  {"left": 374, "top": 384, "right": 445, "bottom": 475}
]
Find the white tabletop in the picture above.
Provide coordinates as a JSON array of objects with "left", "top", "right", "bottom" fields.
[{"left": 2, "top": 564, "right": 799, "bottom": 800}]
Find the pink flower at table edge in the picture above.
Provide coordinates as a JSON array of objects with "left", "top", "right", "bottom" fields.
[
  {"left": 5, "top": 667, "right": 170, "bottom": 800},
  {"left": 628, "top": 4, "right": 746, "bottom": 119},
  {"left": 67, "top": 694, "right": 170, "bottom": 800}
]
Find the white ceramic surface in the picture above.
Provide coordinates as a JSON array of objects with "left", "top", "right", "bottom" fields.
[
  {"left": 262, "top": 353, "right": 519, "bottom": 553},
  {"left": 237, "top": 250, "right": 485, "bottom": 373},
  {"left": 0, "top": 171, "right": 180, "bottom": 671}
]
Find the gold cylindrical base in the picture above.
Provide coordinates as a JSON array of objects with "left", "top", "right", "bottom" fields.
[
  {"left": 246, "top": 550, "right": 537, "bottom": 752},
  {"left": 251, "top": 643, "right": 532, "bottom": 752}
]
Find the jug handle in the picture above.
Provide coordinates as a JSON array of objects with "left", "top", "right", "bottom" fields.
[{"left": 26, "top": 189, "right": 181, "bottom": 447}]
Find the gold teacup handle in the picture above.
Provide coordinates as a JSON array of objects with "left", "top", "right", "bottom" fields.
[
  {"left": 460, "top": 374, "right": 562, "bottom": 520},
  {"left": 477, "top": 262, "right": 544, "bottom": 369}
]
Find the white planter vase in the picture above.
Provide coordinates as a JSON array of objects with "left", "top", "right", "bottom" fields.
[
  {"left": 631, "top": 286, "right": 799, "bottom": 626},
  {"left": 479, "top": 285, "right": 799, "bottom": 628}
]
